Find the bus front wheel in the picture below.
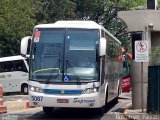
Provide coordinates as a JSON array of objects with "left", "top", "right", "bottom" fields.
[
  {"left": 21, "top": 84, "right": 28, "bottom": 95},
  {"left": 43, "top": 107, "right": 54, "bottom": 115}
]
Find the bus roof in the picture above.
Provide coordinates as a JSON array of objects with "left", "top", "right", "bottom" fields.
[
  {"left": 0, "top": 55, "right": 26, "bottom": 62},
  {"left": 35, "top": 21, "right": 102, "bottom": 29},
  {"left": 35, "top": 20, "right": 121, "bottom": 44}
]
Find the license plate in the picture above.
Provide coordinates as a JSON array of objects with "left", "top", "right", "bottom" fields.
[{"left": 57, "top": 99, "right": 69, "bottom": 103}]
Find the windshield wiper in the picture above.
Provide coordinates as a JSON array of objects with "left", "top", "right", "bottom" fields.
[
  {"left": 65, "top": 58, "right": 80, "bottom": 83},
  {"left": 45, "top": 55, "right": 62, "bottom": 84}
]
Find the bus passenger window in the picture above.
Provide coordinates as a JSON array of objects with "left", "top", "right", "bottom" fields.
[
  {"left": 14, "top": 60, "right": 28, "bottom": 72},
  {"left": 3, "top": 61, "right": 14, "bottom": 72},
  {"left": 0, "top": 63, "right": 3, "bottom": 72}
]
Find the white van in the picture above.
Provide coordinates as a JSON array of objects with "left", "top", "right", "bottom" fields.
[{"left": 0, "top": 55, "right": 29, "bottom": 94}]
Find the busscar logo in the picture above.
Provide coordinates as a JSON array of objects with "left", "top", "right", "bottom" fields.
[
  {"left": 61, "top": 90, "right": 65, "bottom": 94},
  {"left": 73, "top": 98, "right": 95, "bottom": 104}
]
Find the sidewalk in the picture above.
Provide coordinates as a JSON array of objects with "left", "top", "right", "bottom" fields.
[
  {"left": 118, "top": 92, "right": 160, "bottom": 120},
  {"left": 123, "top": 106, "right": 160, "bottom": 120}
]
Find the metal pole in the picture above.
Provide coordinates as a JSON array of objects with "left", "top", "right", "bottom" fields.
[{"left": 141, "top": 62, "right": 144, "bottom": 113}]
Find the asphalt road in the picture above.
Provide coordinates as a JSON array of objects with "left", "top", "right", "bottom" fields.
[{"left": 2, "top": 92, "right": 132, "bottom": 120}]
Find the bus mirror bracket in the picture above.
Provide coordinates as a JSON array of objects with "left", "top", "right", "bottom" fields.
[
  {"left": 20, "top": 36, "right": 31, "bottom": 56},
  {"left": 99, "top": 38, "right": 106, "bottom": 56}
]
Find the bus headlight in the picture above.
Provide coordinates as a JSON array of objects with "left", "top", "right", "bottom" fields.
[
  {"left": 29, "top": 85, "right": 43, "bottom": 93},
  {"left": 83, "top": 87, "right": 99, "bottom": 94}
]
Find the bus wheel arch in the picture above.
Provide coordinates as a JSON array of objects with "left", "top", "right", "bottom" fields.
[
  {"left": 104, "top": 86, "right": 108, "bottom": 108},
  {"left": 113, "top": 82, "right": 121, "bottom": 104},
  {"left": 21, "top": 83, "right": 28, "bottom": 95},
  {"left": 117, "top": 79, "right": 122, "bottom": 96}
]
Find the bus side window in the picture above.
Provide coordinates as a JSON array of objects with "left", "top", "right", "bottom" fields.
[
  {"left": 0, "top": 62, "right": 3, "bottom": 72},
  {"left": 0, "top": 62, "right": 6, "bottom": 72},
  {"left": 3, "top": 61, "right": 14, "bottom": 72},
  {"left": 14, "top": 60, "right": 28, "bottom": 72}
]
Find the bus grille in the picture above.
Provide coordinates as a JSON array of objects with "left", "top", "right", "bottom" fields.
[{"left": 43, "top": 89, "right": 83, "bottom": 95}]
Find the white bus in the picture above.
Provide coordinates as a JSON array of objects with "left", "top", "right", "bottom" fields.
[
  {"left": 0, "top": 55, "right": 29, "bottom": 94},
  {"left": 21, "top": 21, "right": 122, "bottom": 115}
]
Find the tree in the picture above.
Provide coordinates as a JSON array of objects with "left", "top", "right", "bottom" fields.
[
  {"left": 29, "top": 0, "right": 146, "bottom": 51},
  {"left": 0, "top": 0, "right": 146, "bottom": 56},
  {"left": 150, "top": 46, "right": 160, "bottom": 65},
  {"left": 31, "top": 0, "right": 77, "bottom": 24},
  {"left": 0, "top": 0, "right": 36, "bottom": 56},
  {"left": 158, "top": 0, "right": 160, "bottom": 9},
  {"left": 75, "top": 0, "right": 146, "bottom": 50}
]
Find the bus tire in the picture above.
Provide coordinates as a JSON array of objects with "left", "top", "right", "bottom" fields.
[
  {"left": 43, "top": 107, "right": 54, "bottom": 116},
  {"left": 21, "top": 84, "right": 28, "bottom": 95}
]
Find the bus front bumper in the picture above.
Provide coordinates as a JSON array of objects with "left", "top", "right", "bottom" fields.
[{"left": 28, "top": 91, "right": 102, "bottom": 108}]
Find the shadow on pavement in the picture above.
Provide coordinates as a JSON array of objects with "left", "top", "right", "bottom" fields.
[{"left": 26, "top": 101, "right": 117, "bottom": 120}]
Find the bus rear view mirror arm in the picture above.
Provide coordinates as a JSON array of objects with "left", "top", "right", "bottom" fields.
[{"left": 99, "top": 38, "right": 106, "bottom": 56}]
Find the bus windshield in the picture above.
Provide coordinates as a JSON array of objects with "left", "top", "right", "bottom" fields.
[{"left": 30, "top": 28, "right": 99, "bottom": 83}]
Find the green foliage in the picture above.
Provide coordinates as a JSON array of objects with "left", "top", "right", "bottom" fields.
[
  {"left": 74, "top": 0, "right": 145, "bottom": 50},
  {"left": 0, "top": 0, "right": 36, "bottom": 56},
  {"left": 0, "top": 0, "right": 146, "bottom": 57},
  {"left": 150, "top": 46, "right": 160, "bottom": 65},
  {"left": 32, "top": 0, "right": 77, "bottom": 24},
  {"left": 116, "top": 0, "right": 146, "bottom": 10},
  {"left": 158, "top": 0, "right": 160, "bottom": 9}
]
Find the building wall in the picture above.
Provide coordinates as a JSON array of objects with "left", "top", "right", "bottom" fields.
[{"left": 118, "top": 10, "right": 160, "bottom": 32}]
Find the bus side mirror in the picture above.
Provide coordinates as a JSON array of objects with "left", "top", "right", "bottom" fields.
[
  {"left": 20, "top": 36, "right": 31, "bottom": 56},
  {"left": 99, "top": 38, "right": 106, "bottom": 56}
]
